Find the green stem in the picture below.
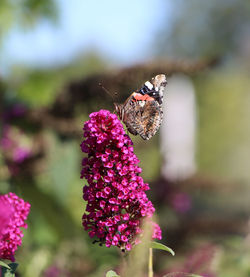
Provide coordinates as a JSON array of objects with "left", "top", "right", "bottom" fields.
[{"left": 148, "top": 247, "right": 153, "bottom": 277}]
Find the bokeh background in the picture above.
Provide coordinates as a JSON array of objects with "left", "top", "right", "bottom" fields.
[{"left": 1, "top": 1, "right": 250, "bottom": 276}]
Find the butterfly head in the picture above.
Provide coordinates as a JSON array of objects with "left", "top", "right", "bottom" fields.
[{"left": 151, "top": 74, "right": 167, "bottom": 95}]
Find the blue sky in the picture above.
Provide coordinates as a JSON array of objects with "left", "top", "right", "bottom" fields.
[{"left": 2, "top": 0, "right": 171, "bottom": 69}]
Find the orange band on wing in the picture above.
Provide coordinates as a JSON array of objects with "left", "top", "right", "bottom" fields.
[{"left": 133, "top": 93, "right": 154, "bottom": 102}]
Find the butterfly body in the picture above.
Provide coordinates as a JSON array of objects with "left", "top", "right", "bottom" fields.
[{"left": 114, "top": 74, "right": 167, "bottom": 140}]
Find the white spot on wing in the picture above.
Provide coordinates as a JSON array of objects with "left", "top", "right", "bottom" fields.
[
  {"left": 145, "top": 81, "right": 153, "bottom": 90},
  {"left": 139, "top": 101, "right": 145, "bottom": 107}
]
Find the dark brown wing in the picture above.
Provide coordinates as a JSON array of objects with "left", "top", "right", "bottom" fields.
[{"left": 122, "top": 100, "right": 163, "bottom": 140}]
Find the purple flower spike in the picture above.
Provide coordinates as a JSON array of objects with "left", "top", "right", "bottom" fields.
[
  {"left": 0, "top": 192, "right": 30, "bottom": 261},
  {"left": 81, "top": 110, "right": 161, "bottom": 251}
]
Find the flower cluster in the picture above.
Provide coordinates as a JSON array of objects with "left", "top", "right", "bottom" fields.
[
  {"left": 0, "top": 192, "right": 31, "bottom": 261},
  {"left": 81, "top": 110, "right": 161, "bottom": 251}
]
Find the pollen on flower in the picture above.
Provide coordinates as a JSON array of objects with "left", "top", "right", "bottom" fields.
[
  {"left": 80, "top": 109, "right": 161, "bottom": 251},
  {"left": 0, "top": 192, "right": 30, "bottom": 261}
]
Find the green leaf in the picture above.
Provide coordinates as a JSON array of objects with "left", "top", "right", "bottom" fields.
[
  {"left": 150, "top": 242, "right": 175, "bottom": 256},
  {"left": 1, "top": 262, "right": 18, "bottom": 277},
  {"left": 106, "top": 270, "right": 120, "bottom": 277},
  {"left": 0, "top": 261, "right": 10, "bottom": 269},
  {"left": 8, "top": 263, "right": 18, "bottom": 272},
  {"left": 2, "top": 271, "right": 15, "bottom": 277}
]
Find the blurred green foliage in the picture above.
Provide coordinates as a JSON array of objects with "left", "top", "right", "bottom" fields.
[
  {"left": 6, "top": 52, "right": 107, "bottom": 108},
  {"left": 0, "top": 0, "right": 57, "bottom": 46},
  {"left": 196, "top": 68, "right": 250, "bottom": 181},
  {"left": 157, "top": 0, "right": 250, "bottom": 59}
]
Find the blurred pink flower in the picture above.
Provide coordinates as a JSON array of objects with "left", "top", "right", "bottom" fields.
[
  {"left": 0, "top": 126, "right": 32, "bottom": 164},
  {"left": 3, "top": 104, "right": 27, "bottom": 121},
  {"left": 171, "top": 192, "right": 191, "bottom": 214},
  {"left": 166, "top": 244, "right": 217, "bottom": 277},
  {"left": 13, "top": 147, "right": 31, "bottom": 163},
  {"left": 81, "top": 110, "right": 161, "bottom": 251},
  {"left": 43, "top": 265, "right": 68, "bottom": 277},
  {"left": 183, "top": 244, "right": 217, "bottom": 277},
  {"left": 0, "top": 192, "right": 30, "bottom": 261}
]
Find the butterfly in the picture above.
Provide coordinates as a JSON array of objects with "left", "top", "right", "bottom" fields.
[{"left": 114, "top": 74, "right": 167, "bottom": 140}]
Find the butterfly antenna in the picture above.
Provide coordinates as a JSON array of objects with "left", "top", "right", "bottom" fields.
[{"left": 99, "top": 83, "right": 118, "bottom": 100}]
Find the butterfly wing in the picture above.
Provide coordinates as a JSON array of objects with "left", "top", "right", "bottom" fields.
[{"left": 122, "top": 100, "right": 163, "bottom": 140}]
